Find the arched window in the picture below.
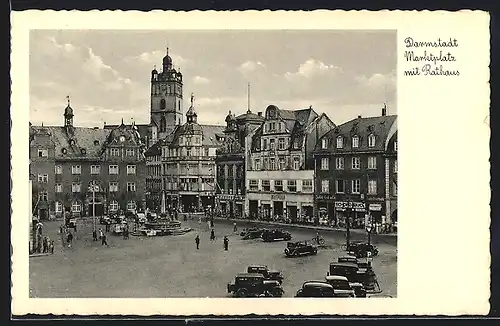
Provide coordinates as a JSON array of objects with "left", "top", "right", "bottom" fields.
[
  {"left": 127, "top": 200, "right": 136, "bottom": 211},
  {"left": 160, "top": 99, "right": 166, "bottom": 110},
  {"left": 160, "top": 117, "right": 166, "bottom": 132},
  {"left": 109, "top": 200, "right": 119, "bottom": 212},
  {"left": 174, "top": 100, "right": 176, "bottom": 109},
  {"left": 71, "top": 201, "right": 82, "bottom": 213},
  {"left": 368, "top": 134, "right": 376, "bottom": 147},
  {"left": 178, "top": 100, "right": 181, "bottom": 111}
]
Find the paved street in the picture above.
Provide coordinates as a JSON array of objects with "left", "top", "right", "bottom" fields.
[{"left": 29, "top": 218, "right": 397, "bottom": 298}]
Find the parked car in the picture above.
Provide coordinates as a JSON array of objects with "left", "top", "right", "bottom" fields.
[
  {"left": 349, "top": 282, "right": 367, "bottom": 298},
  {"left": 324, "top": 275, "right": 355, "bottom": 297},
  {"left": 99, "top": 216, "right": 112, "bottom": 225},
  {"left": 247, "top": 265, "right": 284, "bottom": 283},
  {"left": 241, "top": 228, "right": 265, "bottom": 240},
  {"left": 284, "top": 241, "right": 318, "bottom": 257},
  {"left": 338, "top": 255, "right": 358, "bottom": 264},
  {"left": 65, "top": 217, "right": 77, "bottom": 228},
  {"left": 295, "top": 281, "right": 335, "bottom": 297},
  {"left": 262, "top": 229, "right": 292, "bottom": 242},
  {"left": 345, "top": 241, "right": 379, "bottom": 258},
  {"left": 227, "top": 273, "right": 284, "bottom": 297},
  {"left": 136, "top": 213, "right": 147, "bottom": 224},
  {"left": 327, "top": 262, "right": 379, "bottom": 293}
]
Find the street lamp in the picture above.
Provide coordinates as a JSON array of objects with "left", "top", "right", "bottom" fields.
[
  {"left": 366, "top": 221, "right": 372, "bottom": 246},
  {"left": 346, "top": 196, "right": 352, "bottom": 249},
  {"left": 90, "top": 181, "right": 98, "bottom": 233}
]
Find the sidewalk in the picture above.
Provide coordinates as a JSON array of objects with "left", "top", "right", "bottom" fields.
[{"left": 214, "top": 217, "right": 397, "bottom": 238}]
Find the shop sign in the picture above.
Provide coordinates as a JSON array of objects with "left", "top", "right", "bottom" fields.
[
  {"left": 335, "top": 201, "right": 366, "bottom": 211},
  {"left": 369, "top": 203, "right": 383, "bottom": 211},
  {"left": 315, "top": 194, "right": 333, "bottom": 201},
  {"left": 271, "top": 194, "right": 286, "bottom": 200},
  {"left": 218, "top": 194, "right": 244, "bottom": 201}
]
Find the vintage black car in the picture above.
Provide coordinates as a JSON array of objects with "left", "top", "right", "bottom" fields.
[
  {"left": 327, "top": 262, "right": 379, "bottom": 293},
  {"left": 324, "top": 275, "right": 356, "bottom": 297},
  {"left": 295, "top": 281, "right": 335, "bottom": 297},
  {"left": 247, "top": 265, "right": 284, "bottom": 283},
  {"left": 262, "top": 229, "right": 292, "bottom": 242},
  {"left": 241, "top": 228, "right": 265, "bottom": 240},
  {"left": 284, "top": 241, "right": 318, "bottom": 257},
  {"left": 99, "top": 216, "right": 112, "bottom": 225},
  {"left": 345, "top": 241, "right": 379, "bottom": 258},
  {"left": 227, "top": 273, "right": 284, "bottom": 297}
]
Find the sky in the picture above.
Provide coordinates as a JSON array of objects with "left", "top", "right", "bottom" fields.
[{"left": 29, "top": 30, "right": 397, "bottom": 127}]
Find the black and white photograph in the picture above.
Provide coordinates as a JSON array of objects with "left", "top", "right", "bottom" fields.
[
  {"left": 11, "top": 10, "right": 490, "bottom": 316},
  {"left": 28, "top": 29, "right": 398, "bottom": 299}
]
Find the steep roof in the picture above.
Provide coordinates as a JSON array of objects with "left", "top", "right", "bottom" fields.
[
  {"left": 318, "top": 114, "right": 397, "bottom": 152},
  {"left": 166, "top": 124, "right": 225, "bottom": 148},
  {"left": 200, "top": 124, "right": 226, "bottom": 146},
  {"left": 144, "top": 140, "right": 162, "bottom": 157},
  {"left": 104, "top": 123, "right": 150, "bottom": 141},
  {"left": 30, "top": 126, "right": 110, "bottom": 159}
]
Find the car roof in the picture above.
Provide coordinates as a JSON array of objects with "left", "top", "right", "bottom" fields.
[
  {"left": 248, "top": 264, "right": 267, "bottom": 268},
  {"left": 303, "top": 281, "right": 333, "bottom": 288},
  {"left": 326, "top": 275, "right": 349, "bottom": 281},
  {"left": 339, "top": 255, "right": 357, "bottom": 259},
  {"left": 237, "top": 273, "right": 264, "bottom": 278},
  {"left": 330, "top": 262, "right": 358, "bottom": 268}
]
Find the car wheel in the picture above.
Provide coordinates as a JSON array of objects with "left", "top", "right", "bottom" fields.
[{"left": 236, "top": 288, "right": 248, "bottom": 298}]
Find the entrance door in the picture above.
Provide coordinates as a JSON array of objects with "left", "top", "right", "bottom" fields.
[
  {"left": 94, "top": 204, "right": 104, "bottom": 216},
  {"left": 229, "top": 201, "right": 234, "bottom": 218},
  {"left": 249, "top": 201, "right": 258, "bottom": 219},
  {"left": 287, "top": 206, "right": 298, "bottom": 223}
]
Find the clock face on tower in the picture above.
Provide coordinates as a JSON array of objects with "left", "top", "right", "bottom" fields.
[{"left": 160, "top": 84, "right": 166, "bottom": 93}]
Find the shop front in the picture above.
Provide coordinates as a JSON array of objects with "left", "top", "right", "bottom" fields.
[
  {"left": 335, "top": 201, "right": 366, "bottom": 229},
  {"left": 315, "top": 194, "right": 335, "bottom": 225},
  {"left": 245, "top": 192, "right": 314, "bottom": 222},
  {"left": 218, "top": 194, "right": 244, "bottom": 218}
]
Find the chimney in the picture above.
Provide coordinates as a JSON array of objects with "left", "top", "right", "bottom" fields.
[
  {"left": 382, "top": 104, "right": 387, "bottom": 116},
  {"left": 258, "top": 112, "right": 262, "bottom": 117},
  {"left": 357, "top": 115, "right": 362, "bottom": 119}
]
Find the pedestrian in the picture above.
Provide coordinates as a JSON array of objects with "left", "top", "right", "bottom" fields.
[
  {"left": 59, "top": 225, "right": 63, "bottom": 234},
  {"left": 105, "top": 223, "right": 110, "bottom": 233},
  {"left": 92, "top": 229, "right": 98, "bottom": 242},
  {"left": 101, "top": 233, "right": 109, "bottom": 246},
  {"left": 42, "top": 236, "right": 48, "bottom": 253},
  {"left": 210, "top": 229, "right": 216, "bottom": 241},
  {"left": 99, "top": 228, "right": 104, "bottom": 240},
  {"left": 198, "top": 216, "right": 202, "bottom": 228},
  {"left": 74, "top": 223, "right": 77, "bottom": 233},
  {"left": 49, "top": 240, "right": 54, "bottom": 254},
  {"left": 223, "top": 236, "right": 229, "bottom": 251},
  {"left": 233, "top": 222, "right": 237, "bottom": 232},
  {"left": 195, "top": 235, "right": 200, "bottom": 250},
  {"left": 210, "top": 218, "right": 214, "bottom": 228},
  {"left": 67, "top": 231, "right": 73, "bottom": 248}
]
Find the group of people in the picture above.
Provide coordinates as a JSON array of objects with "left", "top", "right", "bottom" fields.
[
  {"left": 92, "top": 228, "right": 109, "bottom": 246},
  {"left": 195, "top": 231, "right": 230, "bottom": 251}
]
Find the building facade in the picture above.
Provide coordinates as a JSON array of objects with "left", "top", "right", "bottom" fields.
[
  {"left": 161, "top": 95, "right": 225, "bottom": 212},
  {"left": 313, "top": 107, "right": 397, "bottom": 230},
  {"left": 144, "top": 140, "right": 163, "bottom": 211},
  {"left": 245, "top": 105, "right": 336, "bottom": 223},
  {"left": 29, "top": 101, "right": 147, "bottom": 219},
  {"left": 215, "top": 109, "right": 264, "bottom": 218}
]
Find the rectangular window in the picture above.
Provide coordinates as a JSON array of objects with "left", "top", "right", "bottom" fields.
[
  {"left": 249, "top": 179, "right": 258, "bottom": 191},
  {"left": 393, "top": 181, "right": 398, "bottom": 196},
  {"left": 71, "top": 165, "right": 81, "bottom": 175},
  {"left": 321, "top": 157, "right": 329, "bottom": 170},
  {"left": 37, "top": 149, "right": 48, "bottom": 158},
  {"left": 55, "top": 165, "right": 62, "bottom": 174},
  {"left": 270, "top": 139, "right": 276, "bottom": 150},
  {"left": 72, "top": 182, "right": 81, "bottom": 193},
  {"left": 335, "top": 157, "right": 344, "bottom": 170},
  {"left": 321, "top": 138, "right": 328, "bottom": 149},
  {"left": 278, "top": 138, "right": 285, "bottom": 150},
  {"left": 394, "top": 159, "right": 398, "bottom": 173},
  {"left": 293, "top": 139, "right": 300, "bottom": 149},
  {"left": 38, "top": 191, "right": 48, "bottom": 201},
  {"left": 270, "top": 158, "right": 276, "bottom": 170},
  {"left": 127, "top": 182, "right": 136, "bottom": 192},
  {"left": 278, "top": 157, "right": 286, "bottom": 170},
  {"left": 126, "top": 149, "right": 134, "bottom": 156},
  {"left": 351, "top": 157, "right": 360, "bottom": 170},
  {"left": 336, "top": 180, "right": 345, "bottom": 193},
  {"left": 368, "top": 180, "right": 377, "bottom": 195},
  {"left": 90, "top": 165, "right": 100, "bottom": 175},
  {"left": 109, "top": 165, "right": 119, "bottom": 175},
  {"left": 127, "top": 165, "right": 136, "bottom": 175},
  {"left": 262, "top": 180, "right": 271, "bottom": 191},
  {"left": 293, "top": 157, "right": 300, "bottom": 170},
  {"left": 351, "top": 179, "right": 361, "bottom": 194},
  {"left": 287, "top": 180, "right": 297, "bottom": 192},
  {"left": 37, "top": 174, "right": 48, "bottom": 183},
  {"left": 55, "top": 184, "right": 63, "bottom": 193},
  {"left": 368, "top": 135, "right": 376, "bottom": 147},
  {"left": 368, "top": 156, "right": 377, "bottom": 169},
  {"left": 263, "top": 158, "right": 269, "bottom": 170},
  {"left": 394, "top": 141, "right": 398, "bottom": 151},
  {"left": 274, "top": 180, "right": 283, "bottom": 192},
  {"left": 111, "top": 148, "right": 120, "bottom": 156},
  {"left": 302, "top": 180, "right": 313, "bottom": 193},
  {"left": 352, "top": 136, "right": 359, "bottom": 148},
  {"left": 321, "top": 180, "right": 329, "bottom": 193},
  {"left": 254, "top": 159, "right": 261, "bottom": 171},
  {"left": 336, "top": 137, "right": 343, "bottom": 149},
  {"left": 263, "top": 139, "right": 268, "bottom": 150},
  {"left": 109, "top": 182, "right": 119, "bottom": 192}
]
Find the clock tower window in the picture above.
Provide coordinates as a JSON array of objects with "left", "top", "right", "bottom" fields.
[{"left": 160, "top": 99, "right": 166, "bottom": 110}]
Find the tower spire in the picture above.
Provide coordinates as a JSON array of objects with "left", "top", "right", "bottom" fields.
[
  {"left": 66, "top": 95, "right": 70, "bottom": 106},
  {"left": 191, "top": 93, "right": 195, "bottom": 106},
  {"left": 247, "top": 83, "right": 251, "bottom": 113}
]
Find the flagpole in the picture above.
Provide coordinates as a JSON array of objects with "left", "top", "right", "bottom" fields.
[{"left": 92, "top": 181, "right": 96, "bottom": 232}]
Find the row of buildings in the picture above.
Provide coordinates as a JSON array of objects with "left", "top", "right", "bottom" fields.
[{"left": 29, "top": 49, "right": 397, "bottom": 228}]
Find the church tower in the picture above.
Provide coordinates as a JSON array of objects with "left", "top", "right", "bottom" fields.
[{"left": 150, "top": 48, "right": 183, "bottom": 138}]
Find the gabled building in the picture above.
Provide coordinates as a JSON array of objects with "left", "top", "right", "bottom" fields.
[
  {"left": 215, "top": 109, "right": 264, "bottom": 218},
  {"left": 245, "top": 104, "right": 336, "bottom": 222},
  {"left": 29, "top": 100, "right": 147, "bottom": 219},
  {"left": 144, "top": 139, "right": 163, "bottom": 211},
  {"left": 313, "top": 106, "right": 397, "bottom": 230},
  {"left": 160, "top": 94, "right": 225, "bottom": 212}
]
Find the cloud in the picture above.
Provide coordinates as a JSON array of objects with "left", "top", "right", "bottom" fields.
[
  {"left": 124, "top": 50, "right": 190, "bottom": 69},
  {"left": 284, "top": 59, "right": 342, "bottom": 80},
  {"left": 238, "top": 61, "right": 266, "bottom": 74},
  {"left": 192, "top": 76, "right": 210, "bottom": 85}
]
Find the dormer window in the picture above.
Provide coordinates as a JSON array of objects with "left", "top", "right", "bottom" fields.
[
  {"left": 336, "top": 136, "right": 343, "bottom": 149},
  {"left": 94, "top": 140, "right": 99, "bottom": 146},
  {"left": 321, "top": 138, "right": 328, "bottom": 149},
  {"left": 352, "top": 136, "right": 359, "bottom": 148},
  {"left": 69, "top": 139, "right": 75, "bottom": 146},
  {"left": 368, "top": 134, "right": 376, "bottom": 147},
  {"left": 61, "top": 148, "right": 67, "bottom": 154},
  {"left": 394, "top": 140, "right": 398, "bottom": 151},
  {"left": 80, "top": 148, "right": 86, "bottom": 155},
  {"left": 119, "top": 136, "right": 126, "bottom": 142}
]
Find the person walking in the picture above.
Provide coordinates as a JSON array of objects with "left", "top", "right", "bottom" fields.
[
  {"left": 99, "top": 228, "right": 104, "bottom": 241},
  {"left": 233, "top": 222, "right": 237, "bottom": 232},
  {"left": 67, "top": 231, "right": 73, "bottom": 248},
  {"left": 223, "top": 236, "right": 229, "bottom": 251},
  {"left": 49, "top": 240, "right": 54, "bottom": 254},
  {"left": 210, "top": 229, "right": 216, "bottom": 241},
  {"left": 101, "top": 232, "right": 109, "bottom": 246},
  {"left": 42, "top": 236, "right": 48, "bottom": 253},
  {"left": 92, "top": 229, "right": 98, "bottom": 242},
  {"left": 195, "top": 235, "right": 200, "bottom": 250}
]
